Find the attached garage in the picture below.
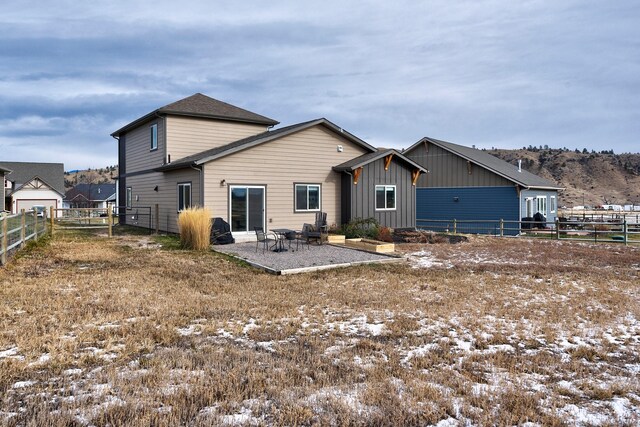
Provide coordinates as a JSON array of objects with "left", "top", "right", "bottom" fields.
[{"left": 0, "top": 162, "right": 65, "bottom": 217}]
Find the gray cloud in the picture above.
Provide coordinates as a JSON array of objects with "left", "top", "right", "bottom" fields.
[{"left": 0, "top": 0, "right": 638, "bottom": 170}]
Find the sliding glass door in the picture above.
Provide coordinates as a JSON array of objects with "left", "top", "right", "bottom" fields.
[{"left": 229, "top": 186, "right": 265, "bottom": 233}]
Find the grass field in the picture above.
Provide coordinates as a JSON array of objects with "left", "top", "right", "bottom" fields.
[{"left": 1, "top": 229, "right": 639, "bottom": 426}]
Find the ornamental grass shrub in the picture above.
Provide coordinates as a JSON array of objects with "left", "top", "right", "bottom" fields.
[{"left": 177, "top": 207, "right": 212, "bottom": 250}]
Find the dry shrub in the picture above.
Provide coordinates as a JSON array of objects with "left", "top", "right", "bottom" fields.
[{"left": 177, "top": 207, "right": 212, "bottom": 250}]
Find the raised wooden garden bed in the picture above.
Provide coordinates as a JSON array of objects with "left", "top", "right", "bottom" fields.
[
  {"left": 345, "top": 238, "right": 395, "bottom": 253},
  {"left": 327, "top": 234, "right": 346, "bottom": 244}
]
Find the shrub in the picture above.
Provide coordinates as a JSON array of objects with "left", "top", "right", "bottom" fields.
[
  {"left": 177, "top": 207, "right": 212, "bottom": 250},
  {"left": 340, "top": 217, "right": 380, "bottom": 239},
  {"left": 377, "top": 226, "right": 393, "bottom": 242}
]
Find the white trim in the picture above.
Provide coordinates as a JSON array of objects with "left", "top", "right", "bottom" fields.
[
  {"left": 294, "top": 183, "right": 321, "bottom": 212},
  {"left": 375, "top": 185, "right": 396, "bottom": 211},
  {"left": 550, "top": 196, "right": 556, "bottom": 213},
  {"left": 150, "top": 123, "right": 158, "bottom": 151},
  {"left": 177, "top": 182, "right": 192, "bottom": 212},
  {"left": 228, "top": 185, "right": 266, "bottom": 234}
]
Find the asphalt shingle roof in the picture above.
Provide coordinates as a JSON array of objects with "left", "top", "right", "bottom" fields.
[
  {"left": 112, "top": 93, "right": 279, "bottom": 136},
  {"left": 406, "top": 137, "right": 562, "bottom": 190},
  {"left": 0, "top": 161, "right": 65, "bottom": 195},
  {"left": 64, "top": 183, "right": 116, "bottom": 202}
]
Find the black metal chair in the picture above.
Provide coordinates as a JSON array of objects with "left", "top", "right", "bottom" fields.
[
  {"left": 254, "top": 227, "right": 271, "bottom": 253},
  {"left": 285, "top": 230, "right": 308, "bottom": 251},
  {"left": 302, "top": 223, "right": 322, "bottom": 245}
]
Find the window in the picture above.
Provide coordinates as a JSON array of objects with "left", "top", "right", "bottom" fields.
[
  {"left": 126, "top": 187, "right": 132, "bottom": 209},
  {"left": 536, "top": 196, "right": 547, "bottom": 215},
  {"left": 294, "top": 184, "right": 321, "bottom": 212},
  {"left": 178, "top": 182, "right": 191, "bottom": 211},
  {"left": 375, "top": 185, "right": 396, "bottom": 210},
  {"left": 150, "top": 124, "right": 158, "bottom": 151},
  {"left": 550, "top": 196, "right": 556, "bottom": 213}
]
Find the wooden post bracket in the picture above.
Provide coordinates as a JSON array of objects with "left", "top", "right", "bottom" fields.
[
  {"left": 353, "top": 167, "right": 362, "bottom": 185},
  {"left": 384, "top": 154, "right": 393, "bottom": 171},
  {"left": 412, "top": 169, "right": 421, "bottom": 186}
]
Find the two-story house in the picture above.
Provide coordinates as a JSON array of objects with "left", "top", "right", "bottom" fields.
[
  {"left": 0, "top": 161, "right": 65, "bottom": 215},
  {"left": 112, "top": 93, "right": 425, "bottom": 236}
]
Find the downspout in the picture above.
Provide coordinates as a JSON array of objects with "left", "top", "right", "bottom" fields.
[{"left": 190, "top": 164, "right": 204, "bottom": 208}]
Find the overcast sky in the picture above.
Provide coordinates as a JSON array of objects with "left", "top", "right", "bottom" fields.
[{"left": 1, "top": 1, "right": 638, "bottom": 170}]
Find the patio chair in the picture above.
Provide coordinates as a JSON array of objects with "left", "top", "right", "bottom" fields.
[
  {"left": 314, "top": 212, "right": 329, "bottom": 243},
  {"left": 302, "top": 223, "right": 322, "bottom": 245},
  {"left": 285, "top": 229, "right": 308, "bottom": 251},
  {"left": 254, "top": 227, "right": 272, "bottom": 253}
]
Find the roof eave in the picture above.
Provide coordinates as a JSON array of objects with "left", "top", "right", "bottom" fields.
[{"left": 158, "top": 109, "right": 279, "bottom": 126}]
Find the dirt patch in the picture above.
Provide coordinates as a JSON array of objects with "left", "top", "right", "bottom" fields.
[{"left": 394, "top": 229, "right": 468, "bottom": 244}]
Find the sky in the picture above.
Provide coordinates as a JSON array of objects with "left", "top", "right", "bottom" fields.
[{"left": 1, "top": 0, "right": 638, "bottom": 170}]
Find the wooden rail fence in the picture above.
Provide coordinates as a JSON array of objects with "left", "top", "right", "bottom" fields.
[{"left": 0, "top": 209, "right": 49, "bottom": 266}]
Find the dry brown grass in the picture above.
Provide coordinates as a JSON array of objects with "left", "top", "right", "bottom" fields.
[
  {"left": 177, "top": 207, "right": 212, "bottom": 250},
  {"left": 0, "top": 230, "right": 638, "bottom": 425}
]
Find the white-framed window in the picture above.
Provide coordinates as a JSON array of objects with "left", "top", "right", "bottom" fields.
[
  {"left": 536, "top": 196, "right": 547, "bottom": 215},
  {"left": 178, "top": 182, "right": 191, "bottom": 212},
  {"left": 550, "top": 196, "right": 556, "bottom": 213},
  {"left": 294, "top": 184, "right": 321, "bottom": 212},
  {"left": 375, "top": 185, "right": 396, "bottom": 211},
  {"left": 525, "top": 197, "right": 534, "bottom": 217},
  {"left": 150, "top": 124, "right": 158, "bottom": 151},
  {"left": 126, "top": 187, "right": 132, "bottom": 209}
]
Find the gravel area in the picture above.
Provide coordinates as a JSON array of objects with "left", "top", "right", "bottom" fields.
[{"left": 212, "top": 241, "right": 401, "bottom": 274}]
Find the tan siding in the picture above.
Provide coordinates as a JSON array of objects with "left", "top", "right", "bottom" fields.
[
  {"left": 407, "top": 142, "right": 512, "bottom": 187},
  {"left": 124, "top": 117, "right": 166, "bottom": 173},
  {"left": 203, "top": 126, "right": 369, "bottom": 231},
  {"left": 166, "top": 116, "right": 268, "bottom": 161},
  {"left": 125, "top": 169, "right": 201, "bottom": 234}
]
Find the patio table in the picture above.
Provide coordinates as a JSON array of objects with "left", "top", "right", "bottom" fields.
[{"left": 271, "top": 228, "right": 295, "bottom": 252}]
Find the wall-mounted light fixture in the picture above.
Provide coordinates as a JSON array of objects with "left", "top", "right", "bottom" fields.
[
  {"left": 220, "top": 179, "right": 226, "bottom": 187},
  {"left": 453, "top": 197, "right": 459, "bottom": 202},
  {"left": 153, "top": 186, "right": 159, "bottom": 192}
]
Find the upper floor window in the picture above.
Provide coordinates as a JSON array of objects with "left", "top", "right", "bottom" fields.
[
  {"left": 375, "top": 185, "right": 396, "bottom": 211},
  {"left": 178, "top": 182, "right": 192, "bottom": 212},
  {"left": 150, "top": 124, "right": 158, "bottom": 151},
  {"left": 295, "top": 184, "right": 321, "bottom": 212}
]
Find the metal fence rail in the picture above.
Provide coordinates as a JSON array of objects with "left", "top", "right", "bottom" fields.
[
  {"left": 1, "top": 210, "right": 49, "bottom": 265},
  {"left": 417, "top": 218, "right": 640, "bottom": 245}
]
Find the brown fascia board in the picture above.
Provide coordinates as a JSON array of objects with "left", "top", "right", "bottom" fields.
[{"left": 334, "top": 149, "right": 428, "bottom": 173}]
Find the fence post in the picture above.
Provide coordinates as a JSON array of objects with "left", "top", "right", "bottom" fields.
[
  {"left": 453, "top": 219, "right": 457, "bottom": 234},
  {"left": 155, "top": 204, "right": 159, "bottom": 235},
  {"left": 500, "top": 219, "right": 504, "bottom": 237},
  {"left": 34, "top": 211, "right": 39, "bottom": 241},
  {"left": 20, "top": 210, "right": 26, "bottom": 248},
  {"left": 1, "top": 217, "right": 7, "bottom": 266},
  {"left": 50, "top": 206, "right": 54, "bottom": 236},
  {"left": 108, "top": 203, "right": 113, "bottom": 238},
  {"left": 555, "top": 218, "right": 560, "bottom": 240},
  {"left": 623, "top": 220, "right": 627, "bottom": 246}
]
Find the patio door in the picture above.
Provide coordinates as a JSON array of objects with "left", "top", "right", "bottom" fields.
[{"left": 229, "top": 185, "right": 265, "bottom": 233}]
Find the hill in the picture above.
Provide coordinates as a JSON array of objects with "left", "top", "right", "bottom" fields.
[
  {"left": 64, "top": 166, "right": 118, "bottom": 190},
  {"left": 488, "top": 149, "right": 640, "bottom": 208}
]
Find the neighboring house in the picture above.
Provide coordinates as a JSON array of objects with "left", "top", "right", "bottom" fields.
[
  {"left": 0, "top": 161, "right": 65, "bottom": 216},
  {"left": 113, "top": 93, "right": 424, "bottom": 235},
  {"left": 1, "top": 165, "right": 10, "bottom": 212},
  {"left": 403, "top": 137, "right": 562, "bottom": 233},
  {"left": 63, "top": 183, "right": 117, "bottom": 209}
]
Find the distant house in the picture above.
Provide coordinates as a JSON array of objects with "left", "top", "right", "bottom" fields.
[
  {"left": 404, "top": 137, "right": 562, "bottom": 233},
  {"left": 0, "top": 161, "right": 65, "bottom": 216},
  {"left": 64, "top": 183, "right": 117, "bottom": 209},
  {"left": 1, "top": 165, "right": 10, "bottom": 212},
  {"left": 113, "top": 93, "right": 425, "bottom": 235}
]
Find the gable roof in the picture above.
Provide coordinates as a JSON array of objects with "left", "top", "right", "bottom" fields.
[
  {"left": 333, "top": 148, "right": 428, "bottom": 173},
  {"left": 156, "top": 118, "right": 376, "bottom": 172},
  {"left": 404, "top": 137, "right": 562, "bottom": 190},
  {"left": 111, "top": 93, "right": 279, "bottom": 137},
  {"left": 0, "top": 166, "right": 10, "bottom": 174},
  {"left": 0, "top": 161, "right": 65, "bottom": 195},
  {"left": 64, "top": 183, "right": 116, "bottom": 202}
]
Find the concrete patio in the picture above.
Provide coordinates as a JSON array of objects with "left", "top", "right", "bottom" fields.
[{"left": 212, "top": 241, "right": 403, "bottom": 275}]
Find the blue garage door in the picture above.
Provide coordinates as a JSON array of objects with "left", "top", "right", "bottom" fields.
[{"left": 416, "top": 186, "right": 519, "bottom": 235}]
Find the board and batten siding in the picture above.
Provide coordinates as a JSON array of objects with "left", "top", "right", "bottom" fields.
[
  {"left": 125, "top": 169, "right": 201, "bottom": 234},
  {"left": 406, "top": 142, "right": 512, "bottom": 187},
  {"left": 124, "top": 117, "right": 166, "bottom": 174},
  {"left": 346, "top": 157, "right": 416, "bottom": 228},
  {"left": 166, "top": 116, "right": 269, "bottom": 161},
  {"left": 202, "top": 126, "right": 369, "bottom": 231}
]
